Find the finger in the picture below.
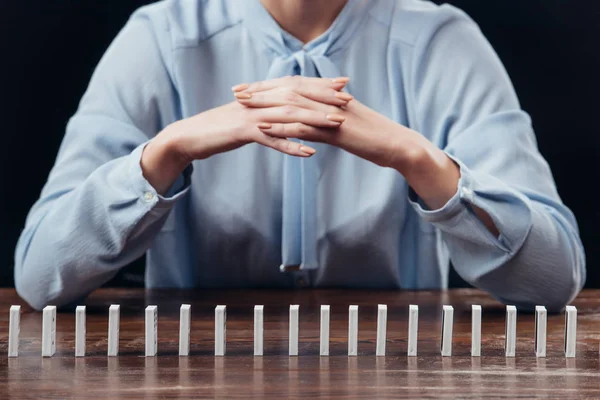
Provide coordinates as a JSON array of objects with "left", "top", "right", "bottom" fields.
[
  {"left": 294, "top": 86, "right": 353, "bottom": 106},
  {"left": 258, "top": 105, "right": 345, "bottom": 128},
  {"left": 254, "top": 130, "right": 317, "bottom": 157},
  {"left": 233, "top": 76, "right": 350, "bottom": 94},
  {"left": 234, "top": 76, "right": 344, "bottom": 92},
  {"left": 257, "top": 122, "right": 334, "bottom": 143},
  {"left": 236, "top": 86, "right": 353, "bottom": 108},
  {"left": 236, "top": 88, "right": 350, "bottom": 110}
]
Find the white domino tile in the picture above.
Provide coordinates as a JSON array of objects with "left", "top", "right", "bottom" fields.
[
  {"left": 348, "top": 305, "right": 358, "bottom": 356},
  {"left": 179, "top": 304, "right": 191, "bottom": 356},
  {"left": 505, "top": 305, "right": 517, "bottom": 357},
  {"left": 145, "top": 306, "right": 158, "bottom": 357},
  {"left": 407, "top": 305, "right": 419, "bottom": 356},
  {"left": 42, "top": 306, "right": 57, "bottom": 357},
  {"left": 376, "top": 305, "right": 387, "bottom": 356},
  {"left": 289, "top": 305, "right": 299, "bottom": 356},
  {"left": 107, "top": 304, "right": 120, "bottom": 357},
  {"left": 320, "top": 305, "right": 330, "bottom": 356},
  {"left": 215, "top": 305, "right": 226, "bottom": 356},
  {"left": 8, "top": 305, "right": 20, "bottom": 357},
  {"left": 75, "top": 306, "right": 86, "bottom": 357},
  {"left": 254, "top": 305, "right": 264, "bottom": 356},
  {"left": 565, "top": 306, "right": 577, "bottom": 358},
  {"left": 471, "top": 305, "right": 482, "bottom": 357},
  {"left": 535, "top": 306, "right": 547, "bottom": 358},
  {"left": 16, "top": 301, "right": 587, "bottom": 361},
  {"left": 441, "top": 305, "right": 454, "bottom": 357}
]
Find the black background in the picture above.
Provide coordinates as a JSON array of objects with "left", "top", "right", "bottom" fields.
[{"left": 0, "top": 1, "right": 598, "bottom": 288}]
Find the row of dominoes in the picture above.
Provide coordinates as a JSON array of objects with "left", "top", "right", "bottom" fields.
[{"left": 6, "top": 304, "right": 578, "bottom": 358}]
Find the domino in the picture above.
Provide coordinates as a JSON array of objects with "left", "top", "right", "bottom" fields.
[
  {"left": 19, "top": 302, "right": 592, "bottom": 360},
  {"left": 407, "top": 305, "right": 418, "bottom": 356},
  {"left": 565, "top": 305, "right": 577, "bottom": 358},
  {"left": 535, "top": 306, "right": 547, "bottom": 358},
  {"left": 107, "top": 304, "right": 120, "bottom": 357},
  {"left": 75, "top": 306, "right": 86, "bottom": 357},
  {"left": 440, "top": 305, "right": 454, "bottom": 357},
  {"left": 348, "top": 305, "right": 358, "bottom": 356},
  {"left": 145, "top": 306, "right": 158, "bottom": 357},
  {"left": 254, "top": 305, "right": 264, "bottom": 356},
  {"left": 42, "top": 305, "right": 57, "bottom": 357},
  {"left": 320, "top": 305, "right": 330, "bottom": 356},
  {"left": 179, "top": 305, "right": 191, "bottom": 356},
  {"left": 505, "top": 305, "right": 517, "bottom": 357},
  {"left": 376, "top": 305, "right": 387, "bottom": 356},
  {"left": 289, "top": 305, "right": 299, "bottom": 356},
  {"left": 471, "top": 305, "right": 482, "bottom": 357},
  {"left": 8, "top": 305, "right": 20, "bottom": 357},
  {"left": 215, "top": 305, "right": 226, "bottom": 356}
]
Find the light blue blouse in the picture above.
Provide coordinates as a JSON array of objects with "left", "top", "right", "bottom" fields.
[{"left": 15, "top": 0, "right": 585, "bottom": 311}]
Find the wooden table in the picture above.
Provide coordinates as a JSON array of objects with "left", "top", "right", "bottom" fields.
[{"left": 0, "top": 288, "right": 599, "bottom": 399}]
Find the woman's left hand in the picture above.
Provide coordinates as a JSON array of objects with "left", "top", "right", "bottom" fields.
[
  {"left": 234, "top": 77, "right": 461, "bottom": 209},
  {"left": 235, "top": 76, "right": 498, "bottom": 233}
]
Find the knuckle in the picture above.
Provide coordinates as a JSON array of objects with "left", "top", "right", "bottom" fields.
[
  {"left": 274, "top": 138, "right": 285, "bottom": 152},
  {"left": 285, "top": 140, "right": 293, "bottom": 153},
  {"left": 276, "top": 124, "right": 285, "bottom": 136},
  {"left": 281, "top": 105, "right": 296, "bottom": 116},
  {"left": 282, "top": 90, "right": 298, "bottom": 103},
  {"left": 271, "top": 142, "right": 280, "bottom": 152},
  {"left": 296, "top": 123, "right": 309, "bottom": 137},
  {"left": 264, "top": 134, "right": 277, "bottom": 146}
]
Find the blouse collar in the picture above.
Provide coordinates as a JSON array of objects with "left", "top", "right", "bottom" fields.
[{"left": 240, "top": 0, "right": 374, "bottom": 58}]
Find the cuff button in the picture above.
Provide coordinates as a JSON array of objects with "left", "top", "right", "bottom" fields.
[
  {"left": 143, "top": 191, "right": 155, "bottom": 202},
  {"left": 461, "top": 187, "right": 474, "bottom": 202}
]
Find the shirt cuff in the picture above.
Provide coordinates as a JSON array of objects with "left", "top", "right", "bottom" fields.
[
  {"left": 126, "top": 142, "right": 193, "bottom": 210},
  {"left": 408, "top": 152, "right": 533, "bottom": 255}
]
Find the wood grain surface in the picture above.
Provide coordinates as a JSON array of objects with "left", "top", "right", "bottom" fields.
[{"left": 0, "top": 288, "right": 598, "bottom": 399}]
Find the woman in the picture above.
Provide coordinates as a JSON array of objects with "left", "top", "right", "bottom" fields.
[{"left": 15, "top": 0, "right": 585, "bottom": 311}]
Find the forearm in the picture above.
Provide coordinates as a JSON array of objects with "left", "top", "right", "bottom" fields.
[
  {"left": 402, "top": 150, "right": 584, "bottom": 311},
  {"left": 390, "top": 130, "right": 499, "bottom": 235},
  {"left": 15, "top": 145, "right": 187, "bottom": 310}
]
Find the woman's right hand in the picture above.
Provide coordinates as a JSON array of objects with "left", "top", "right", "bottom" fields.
[{"left": 141, "top": 77, "right": 350, "bottom": 194}]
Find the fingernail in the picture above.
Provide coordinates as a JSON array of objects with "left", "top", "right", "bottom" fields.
[
  {"left": 257, "top": 122, "right": 272, "bottom": 129},
  {"left": 300, "top": 146, "right": 316, "bottom": 155},
  {"left": 232, "top": 83, "right": 249, "bottom": 92},
  {"left": 235, "top": 92, "right": 252, "bottom": 100},
  {"left": 335, "top": 92, "right": 354, "bottom": 101},
  {"left": 332, "top": 77, "right": 350, "bottom": 84},
  {"left": 326, "top": 114, "right": 345, "bottom": 123}
]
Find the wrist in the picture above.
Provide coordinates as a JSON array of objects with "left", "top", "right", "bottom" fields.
[
  {"left": 393, "top": 142, "right": 460, "bottom": 210},
  {"left": 141, "top": 126, "right": 191, "bottom": 195},
  {"left": 159, "top": 120, "right": 196, "bottom": 166}
]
